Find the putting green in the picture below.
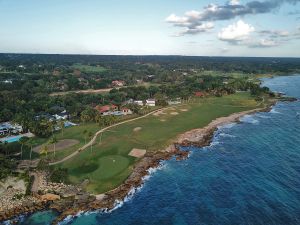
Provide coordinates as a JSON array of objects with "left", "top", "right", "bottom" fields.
[{"left": 92, "top": 155, "right": 130, "bottom": 180}]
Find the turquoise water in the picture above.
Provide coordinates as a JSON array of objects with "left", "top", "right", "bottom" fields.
[
  {"left": 18, "top": 75, "right": 300, "bottom": 225},
  {"left": 1, "top": 135, "right": 22, "bottom": 143}
]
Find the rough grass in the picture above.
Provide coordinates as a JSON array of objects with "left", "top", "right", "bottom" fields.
[{"left": 59, "top": 92, "right": 266, "bottom": 194}]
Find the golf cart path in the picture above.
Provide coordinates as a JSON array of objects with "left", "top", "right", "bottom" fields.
[{"left": 49, "top": 107, "right": 173, "bottom": 165}]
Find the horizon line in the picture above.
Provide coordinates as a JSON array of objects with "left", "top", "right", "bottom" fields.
[{"left": 0, "top": 52, "right": 299, "bottom": 59}]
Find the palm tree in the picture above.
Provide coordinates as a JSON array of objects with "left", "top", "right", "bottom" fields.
[
  {"left": 88, "top": 131, "right": 93, "bottom": 153},
  {"left": 83, "top": 129, "right": 88, "bottom": 144},
  {"left": 26, "top": 138, "right": 34, "bottom": 161},
  {"left": 40, "top": 144, "right": 49, "bottom": 158},
  {"left": 50, "top": 135, "right": 58, "bottom": 157},
  {"left": 59, "top": 120, "right": 65, "bottom": 136},
  {"left": 19, "top": 136, "right": 29, "bottom": 160}
]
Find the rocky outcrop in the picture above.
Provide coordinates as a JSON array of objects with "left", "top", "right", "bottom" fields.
[{"left": 2, "top": 104, "right": 277, "bottom": 224}]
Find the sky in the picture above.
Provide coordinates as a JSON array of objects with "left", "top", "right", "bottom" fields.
[{"left": 0, "top": 0, "right": 299, "bottom": 57}]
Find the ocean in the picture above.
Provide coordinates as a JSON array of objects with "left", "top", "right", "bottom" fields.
[{"left": 18, "top": 75, "right": 300, "bottom": 225}]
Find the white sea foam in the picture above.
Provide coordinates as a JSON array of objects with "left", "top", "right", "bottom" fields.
[
  {"left": 256, "top": 114, "right": 271, "bottom": 119},
  {"left": 219, "top": 133, "right": 236, "bottom": 138},
  {"left": 57, "top": 162, "right": 168, "bottom": 223},
  {"left": 239, "top": 115, "right": 259, "bottom": 124},
  {"left": 270, "top": 108, "right": 282, "bottom": 114},
  {"left": 107, "top": 163, "right": 166, "bottom": 213},
  {"left": 58, "top": 215, "right": 74, "bottom": 225},
  {"left": 218, "top": 122, "right": 236, "bottom": 129}
]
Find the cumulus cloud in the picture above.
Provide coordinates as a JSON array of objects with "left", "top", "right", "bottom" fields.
[
  {"left": 218, "top": 20, "right": 255, "bottom": 42},
  {"left": 166, "top": 0, "right": 300, "bottom": 36}
]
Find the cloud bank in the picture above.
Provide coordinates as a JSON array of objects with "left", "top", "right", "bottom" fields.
[{"left": 166, "top": 0, "right": 300, "bottom": 36}]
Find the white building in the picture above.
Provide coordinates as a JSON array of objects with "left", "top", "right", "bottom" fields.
[
  {"left": 146, "top": 99, "right": 156, "bottom": 107},
  {"left": 134, "top": 100, "right": 144, "bottom": 106}
]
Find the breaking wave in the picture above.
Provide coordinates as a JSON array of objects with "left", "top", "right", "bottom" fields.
[{"left": 239, "top": 115, "right": 259, "bottom": 124}]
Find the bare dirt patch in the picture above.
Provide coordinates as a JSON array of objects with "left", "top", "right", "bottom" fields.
[
  {"left": 153, "top": 110, "right": 166, "bottom": 116},
  {"left": 133, "top": 127, "right": 142, "bottom": 132},
  {"left": 170, "top": 112, "right": 179, "bottom": 115},
  {"left": 33, "top": 139, "right": 80, "bottom": 153},
  {"left": 160, "top": 119, "right": 166, "bottom": 122},
  {"left": 180, "top": 109, "right": 188, "bottom": 112},
  {"left": 128, "top": 148, "right": 147, "bottom": 158}
]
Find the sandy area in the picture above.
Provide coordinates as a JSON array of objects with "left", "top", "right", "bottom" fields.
[
  {"left": 170, "top": 112, "right": 179, "bottom": 115},
  {"left": 153, "top": 110, "right": 166, "bottom": 116},
  {"left": 133, "top": 127, "right": 142, "bottom": 132},
  {"left": 128, "top": 148, "right": 147, "bottom": 158},
  {"left": 180, "top": 109, "right": 188, "bottom": 112},
  {"left": 33, "top": 139, "right": 79, "bottom": 153}
]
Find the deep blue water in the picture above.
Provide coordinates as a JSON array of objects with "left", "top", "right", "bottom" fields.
[{"left": 18, "top": 75, "right": 300, "bottom": 225}]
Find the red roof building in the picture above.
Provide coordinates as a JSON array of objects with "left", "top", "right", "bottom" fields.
[
  {"left": 95, "top": 105, "right": 118, "bottom": 113},
  {"left": 194, "top": 91, "right": 205, "bottom": 97}
]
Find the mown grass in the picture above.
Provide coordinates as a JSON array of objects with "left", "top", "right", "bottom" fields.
[{"left": 59, "top": 92, "right": 266, "bottom": 194}]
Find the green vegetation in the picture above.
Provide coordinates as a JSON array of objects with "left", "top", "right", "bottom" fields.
[
  {"left": 59, "top": 92, "right": 267, "bottom": 193},
  {"left": 72, "top": 63, "right": 107, "bottom": 74},
  {"left": 1, "top": 54, "right": 295, "bottom": 191}
]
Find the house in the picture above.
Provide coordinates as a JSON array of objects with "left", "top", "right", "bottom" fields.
[
  {"left": 112, "top": 80, "right": 125, "bottom": 87},
  {"left": 35, "top": 113, "right": 55, "bottom": 122},
  {"left": 0, "top": 122, "right": 23, "bottom": 136},
  {"left": 146, "top": 99, "right": 156, "bottom": 107},
  {"left": 95, "top": 104, "right": 118, "bottom": 115},
  {"left": 194, "top": 91, "right": 205, "bottom": 97},
  {"left": 134, "top": 100, "right": 144, "bottom": 106},
  {"left": 124, "top": 98, "right": 134, "bottom": 104},
  {"left": 121, "top": 108, "right": 133, "bottom": 115},
  {"left": 168, "top": 98, "right": 181, "bottom": 105},
  {"left": 53, "top": 111, "right": 69, "bottom": 120}
]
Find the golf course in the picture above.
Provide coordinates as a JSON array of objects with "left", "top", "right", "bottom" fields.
[{"left": 47, "top": 92, "right": 269, "bottom": 194}]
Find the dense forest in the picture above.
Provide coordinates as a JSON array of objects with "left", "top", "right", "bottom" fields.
[
  {"left": 0, "top": 54, "right": 298, "bottom": 180},
  {"left": 1, "top": 54, "right": 299, "bottom": 132}
]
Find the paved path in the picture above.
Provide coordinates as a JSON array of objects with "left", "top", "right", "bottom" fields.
[
  {"left": 49, "top": 107, "right": 172, "bottom": 165},
  {"left": 30, "top": 172, "right": 40, "bottom": 193}
]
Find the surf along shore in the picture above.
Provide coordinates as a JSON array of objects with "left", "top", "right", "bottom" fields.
[{"left": 1, "top": 95, "right": 296, "bottom": 224}]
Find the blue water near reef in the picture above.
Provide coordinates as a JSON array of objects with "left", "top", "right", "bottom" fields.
[{"left": 18, "top": 75, "right": 300, "bottom": 225}]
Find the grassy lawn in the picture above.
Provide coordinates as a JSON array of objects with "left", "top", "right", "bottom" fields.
[
  {"left": 58, "top": 92, "right": 267, "bottom": 194},
  {"left": 72, "top": 63, "right": 107, "bottom": 73}
]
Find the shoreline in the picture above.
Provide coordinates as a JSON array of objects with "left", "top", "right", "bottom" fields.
[
  {"left": 0, "top": 99, "right": 285, "bottom": 224},
  {"left": 50, "top": 104, "right": 276, "bottom": 224}
]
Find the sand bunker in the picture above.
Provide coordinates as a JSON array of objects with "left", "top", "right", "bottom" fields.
[
  {"left": 128, "top": 148, "right": 147, "bottom": 158},
  {"left": 153, "top": 110, "right": 166, "bottom": 116},
  {"left": 133, "top": 127, "right": 142, "bottom": 132},
  {"left": 33, "top": 139, "right": 79, "bottom": 153},
  {"left": 170, "top": 112, "right": 179, "bottom": 115}
]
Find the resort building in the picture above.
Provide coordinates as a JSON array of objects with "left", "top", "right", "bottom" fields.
[
  {"left": 121, "top": 108, "right": 133, "bottom": 115},
  {"left": 112, "top": 80, "right": 125, "bottom": 87},
  {"left": 134, "top": 100, "right": 144, "bottom": 106},
  {"left": 0, "top": 122, "right": 23, "bottom": 136},
  {"left": 53, "top": 111, "right": 69, "bottom": 120},
  {"left": 146, "top": 99, "right": 156, "bottom": 107},
  {"left": 95, "top": 104, "right": 118, "bottom": 115},
  {"left": 168, "top": 98, "right": 181, "bottom": 105}
]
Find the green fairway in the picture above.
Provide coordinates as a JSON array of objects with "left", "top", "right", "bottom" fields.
[{"left": 57, "top": 92, "right": 268, "bottom": 194}]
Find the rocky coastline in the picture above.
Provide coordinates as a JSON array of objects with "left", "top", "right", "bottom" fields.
[{"left": 1, "top": 99, "right": 292, "bottom": 224}]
